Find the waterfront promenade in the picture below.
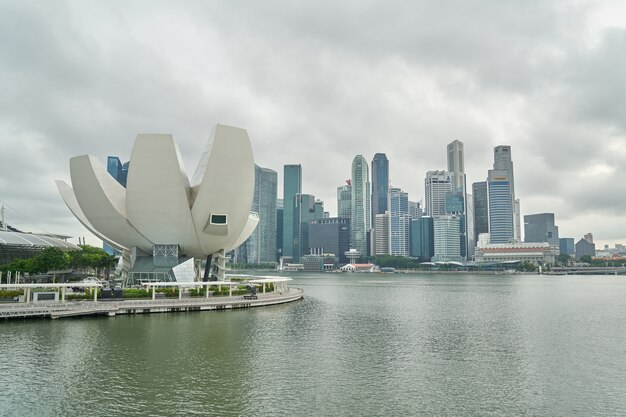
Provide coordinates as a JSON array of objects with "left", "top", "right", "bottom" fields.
[{"left": 0, "top": 288, "right": 303, "bottom": 320}]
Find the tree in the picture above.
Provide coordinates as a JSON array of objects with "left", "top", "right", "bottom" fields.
[
  {"left": 556, "top": 254, "right": 572, "bottom": 267},
  {"left": 579, "top": 255, "right": 593, "bottom": 264}
]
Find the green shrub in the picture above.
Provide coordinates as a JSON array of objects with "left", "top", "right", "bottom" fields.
[
  {"left": 0, "top": 290, "right": 23, "bottom": 298},
  {"left": 122, "top": 288, "right": 150, "bottom": 298}
]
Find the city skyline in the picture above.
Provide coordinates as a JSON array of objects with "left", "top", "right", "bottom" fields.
[{"left": 1, "top": 1, "right": 626, "bottom": 248}]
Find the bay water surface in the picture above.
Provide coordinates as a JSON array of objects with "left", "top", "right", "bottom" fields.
[{"left": 1, "top": 273, "right": 625, "bottom": 416}]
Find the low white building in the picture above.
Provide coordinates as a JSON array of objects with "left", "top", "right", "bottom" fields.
[{"left": 474, "top": 241, "right": 558, "bottom": 265}]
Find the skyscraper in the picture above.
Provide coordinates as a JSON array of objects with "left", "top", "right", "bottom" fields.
[
  {"left": 374, "top": 212, "right": 391, "bottom": 255},
  {"left": 292, "top": 194, "right": 324, "bottom": 262},
  {"left": 524, "top": 213, "right": 559, "bottom": 248},
  {"left": 388, "top": 187, "right": 410, "bottom": 257},
  {"left": 487, "top": 146, "right": 516, "bottom": 244},
  {"left": 282, "top": 164, "right": 302, "bottom": 260},
  {"left": 276, "top": 199, "right": 283, "bottom": 261},
  {"left": 246, "top": 165, "right": 277, "bottom": 264},
  {"left": 371, "top": 153, "right": 389, "bottom": 226},
  {"left": 351, "top": 155, "right": 371, "bottom": 256},
  {"left": 424, "top": 170, "right": 452, "bottom": 217},
  {"left": 308, "top": 217, "right": 351, "bottom": 263},
  {"left": 447, "top": 140, "right": 465, "bottom": 192},
  {"left": 337, "top": 182, "right": 352, "bottom": 219},
  {"left": 107, "top": 156, "right": 129, "bottom": 187},
  {"left": 472, "top": 181, "right": 489, "bottom": 242},
  {"left": 410, "top": 216, "right": 434, "bottom": 260},
  {"left": 408, "top": 201, "right": 422, "bottom": 219},
  {"left": 432, "top": 215, "right": 462, "bottom": 262}
]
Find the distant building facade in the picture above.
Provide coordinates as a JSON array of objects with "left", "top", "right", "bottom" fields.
[
  {"left": 245, "top": 164, "right": 277, "bottom": 264},
  {"left": 371, "top": 153, "right": 389, "bottom": 226},
  {"left": 337, "top": 182, "right": 352, "bottom": 220},
  {"left": 432, "top": 215, "right": 462, "bottom": 262},
  {"left": 475, "top": 241, "right": 558, "bottom": 265},
  {"left": 425, "top": 170, "right": 452, "bottom": 217},
  {"left": 308, "top": 217, "right": 351, "bottom": 264},
  {"left": 524, "top": 213, "right": 559, "bottom": 248},
  {"left": 351, "top": 155, "right": 371, "bottom": 256},
  {"left": 575, "top": 238, "right": 596, "bottom": 259},
  {"left": 282, "top": 164, "right": 302, "bottom": 260},
  {"left": 410, "top": 216, "right": 434, "bottom": 261},
  {"left": 559, "top": 237, "right": 575, "bottom": 256},
  {"left": 292, "top": 194, "right": 324, "bottom": 262}
]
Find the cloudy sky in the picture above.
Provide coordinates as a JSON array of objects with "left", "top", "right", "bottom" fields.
[{"left": 1, "top": 0, "right": 625, "bottom": 247}]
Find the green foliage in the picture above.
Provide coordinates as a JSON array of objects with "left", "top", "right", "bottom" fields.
[
  {"left": 556, "top": 254, "right": 572, "bottom": 266},
  {"left": 516, "top": 261, "right": 538, "bottom": 272},
  {"left": 579, "top": 255, "right": 593, "bottom": 264},
  {"left": 367, "top": 255, "right": 423, "bottom": 269},
  {"left": 0, "top": 290, "right": 23, "bottom": 297},
  {"left": 122, "top": 288, "right": 150, "bottom": 298}
]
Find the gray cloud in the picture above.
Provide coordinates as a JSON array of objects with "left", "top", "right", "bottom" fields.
[{"left": 1, "top": 0, "right": 625, "bottom": 246}]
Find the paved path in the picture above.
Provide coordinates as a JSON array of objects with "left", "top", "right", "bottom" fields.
[{"left": 0, "top": 288, "right": 303, "bottom": 320}]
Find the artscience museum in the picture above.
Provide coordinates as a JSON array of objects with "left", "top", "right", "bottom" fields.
[{"left": 56, "top": 125, "right": 259, "bottom": 285}]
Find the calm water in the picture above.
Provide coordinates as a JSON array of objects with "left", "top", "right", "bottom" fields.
[{"left": 1, "top": 273, "right": 625, "bottom": 417}]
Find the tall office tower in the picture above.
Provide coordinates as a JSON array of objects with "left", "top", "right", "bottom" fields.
[
  {"left": 104, "top": 156, "right": 129, "bottom": 255},
  {"left": 371, "top": 153, "right": 389, "bottom": 226},
  {"left": 292, "top": 194, "right": 324, "bottom": 262},
  {"left": 487, "top": 146, "right": 516, "bottom": 244},
  {"left": 408, "top": 201, "right": 422, "bottom": 219},
  {"left": 524, "top": 213, "right": 559, "bottom": 247},
  {"left": 445, "top": 192, "right": 467, "bottom": 259},
  {"left": 432, "top": 215, "right": 462, "bottom": 262},
  {"left": 410, "top": 216, "right": 434, "bottom": 260},
  {"left": 514, "top": 199, "right": 521, "bottom": 242},
  {"left": 425, "top": 171, "right": 452, "bottom": 217},
  {"left": 107, "top": 156, "right": 129, "bottom": 187},
  {"left": 374, "top": 212, "right": 391, "bottom": 255},
  {"left": 465, "top": 193, "right": 475, "bottom": 258},
  {"left": 337, "top": 182, "right": 352, "bottom": 219},
  {"left": 308, "top": 217, "right": 351, "bottom": 263},
  {"left": 276, "top": 199, "right": 283, "bottom": 261},
  {"left": 351, "top": 155, "right": 371, "bottom": 255},
  {"left": 472, "top": 182, "right": 489, "bottom": 242},
  {"left": 447, "top": 140, "right": 465, "bottom": 192},
  {"left": 389, "top": 187, "right": 410, "bottom": 257},
  {"left": 282, "top": 164, "right": 302, "bottom": 260},
  {"left": 245, "top": 165, "right": 277, "bottom": 264}
]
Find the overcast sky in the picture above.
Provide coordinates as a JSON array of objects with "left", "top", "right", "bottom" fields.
[{"left": 1, "top": 0, "right": 626, "bottom": 248}]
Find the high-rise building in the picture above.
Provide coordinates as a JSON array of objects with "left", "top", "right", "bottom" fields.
[
  {"left": 389, "top": 187, "right": 410, "bottom": 257},
  {"left": 351, "top": 155, "right": 371, "bottom": 256},
  {"left": 447, "top": 140, "right": 465, "bottom": 192},
  {"left": 107, "top": 156, "right": 129, "bottom": 187},
  {"left": 410, "top": 216, "right": 434, "bottom": 260},
  {"left": 337, "top": 182, "right": 352, "bottom": 220},
  {"left": 282, "top": 164, "right": 302, "bottom": 260},
  {"left": 524, "top": 213, "right": 559, "bottom": 248},
  {"left": 445, "top": 191, "right": 467, "bottom": 258},
  {"left": 432, "top": 215, "right": 462, "bottom": 262},
  {"left": 308, "top": 217, "right": 351, "bottom": 263},
  {"left": 559, "top": 238, "right": 575, "bottom": 255},
  {"left": 472, "top": 181, "right": 489, "bottom": 242},
  {"left": 487, "top": 146, "right": 516, "bottom": 244},
  {"left": 371, "top": 153, "right": 389, "bottom": 226},
  {"left": 105, "top": 156, "right": 129, "bottom": 255},
  {"left": 374, "top": 212, "right": 390, "bottom": 255},
  {"left": 424, "top": 170, "right": 452, "bottom": 217},
  {"left": 245, "top": 165, "right": 277, "bottom": 264},
  {"left": 292, "top": 194, "right": 324, "bottom": 262},
  {"left": 408, "top": 201, "right": 422, "bottom": 219},
  {"left": 276, "top": 199, "right": 283, "bottom": 261}
]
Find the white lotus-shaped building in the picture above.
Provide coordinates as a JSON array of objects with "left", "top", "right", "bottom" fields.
[{"left": 56, "top": 124, "right": 259, "bottom": 282}]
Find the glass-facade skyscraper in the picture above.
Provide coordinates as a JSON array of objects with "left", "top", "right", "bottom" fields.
[
  {"left": 524, "top": 213, "right": 559, "bottom": 247},
  {"left": 337, "top": 183, "right": 352, "bottom": 220},
  {"left": 246, "top": 165, "right": 277, "bottom": 264},
  {"left": 472, "top": 181, "right": 489, "bottom": 242},
  {"left": 389, "top": 187, "right": 410, "bottom": 257},
  {"left": 487, "top": 146, "right": 516, "bottom": 244},
  {"left": 292, "top": 194, "right": 324, "bottom": 262},
  {"left": 410, "top": 216, "right": 434, "bottom": 260},
  {"left": 371, "top": 153, "right": 389, "bottom": 226},
  {"left": 107, "top": 156, "right": 129, "bottom": 187},
  {"left": 282, "top": 164, "right": 302, "bottom": 259},
  {"left": 425, "top": 170, "right": 452, "bottom": 217},
  {"left": 351, "top": 155, "right": 370, "bottom": 256}
]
